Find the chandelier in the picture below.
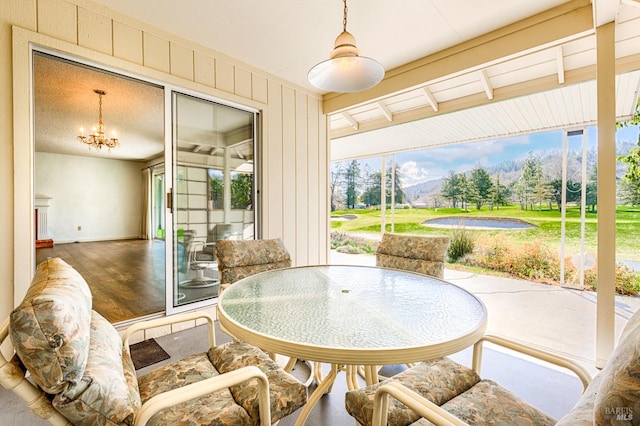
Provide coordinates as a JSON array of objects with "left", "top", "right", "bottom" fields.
[
  {"left": 77, "top": 89, "right": 119, "bottom": 151},
  {"left": 307, "top": 0, "right": 384, "bottom": 93}
]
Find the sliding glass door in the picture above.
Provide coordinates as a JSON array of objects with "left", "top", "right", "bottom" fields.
[{"left": 168, "top": 91, "right": 257, "bottom": 311}]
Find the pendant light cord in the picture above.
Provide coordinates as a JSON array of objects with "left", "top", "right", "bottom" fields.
[{"left": 343, "top": 0, "right": 348, "bottom": 32}]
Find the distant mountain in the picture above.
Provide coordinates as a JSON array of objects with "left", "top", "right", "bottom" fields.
[{"left": 403, "top": 140, "right": 638, "bottom": 204}]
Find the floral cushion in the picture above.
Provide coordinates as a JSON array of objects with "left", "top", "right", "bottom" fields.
[
  {"left": 209, "top": 340, "right": 308, "bottom": 423},
  {"left": 345, "top": 358, "right": 480, "bottom": 426},
  {"left": 592, "top": 307, "right": 640, "bottom": 424},
  {"left": 556, "top": 372, "right": 604, "bottom": 426},
  {"left": 53, "top": 311, "right": 141, "bottom": 425},
  {"left": 441, "top": 379, "right": 556, "bottom": 425},
  {"left": 9, "top": 258, "right": 93, "bottom": 394},
  {"left": 376, "top": 254, "right": 445, "bottom": 279},
  {"left": 138, "top": 352, "right": 254, "bottom": 425},
  {"left": 375, "top": 234, "right": 450, "bottom": 279},
  {"left": 216, "top": 239, "right": 292, "bottom": 285}
]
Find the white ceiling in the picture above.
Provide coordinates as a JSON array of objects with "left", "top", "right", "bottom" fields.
[
  {"left": 90, "top": 0, "right": 573, "bottom": 93},
  {"left": 36, "top": 0, "right": 640, "bottom": 161}
]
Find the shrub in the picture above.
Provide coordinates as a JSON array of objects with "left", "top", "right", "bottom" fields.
[
  {"left": 330, "top": 231, "right": 378, "bottom": 254},
  {"left": 467, "top": 235, "right": 561, "bottom": 284},
  {"left": 583, "top": 264, "right": 640, "bottom": 296},
  {"left": 447, "top": 227, "right": 475, "bottom": 262}
]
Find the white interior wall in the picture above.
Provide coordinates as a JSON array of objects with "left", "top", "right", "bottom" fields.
[{"left": 35, "top": 152, "right": 143, "bottom": 243}]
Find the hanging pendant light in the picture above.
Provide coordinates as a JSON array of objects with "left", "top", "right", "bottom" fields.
[{"left": 308, "top": 0, "right": 385, "bottom": 93}]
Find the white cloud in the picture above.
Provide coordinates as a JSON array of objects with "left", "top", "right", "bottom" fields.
[{"left": 398, "top": 161, "right": 430, "bottom": 186}]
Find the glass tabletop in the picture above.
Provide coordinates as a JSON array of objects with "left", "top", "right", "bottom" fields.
[{"left": 218, "top": 265, "right": 487, "bottom": 364}]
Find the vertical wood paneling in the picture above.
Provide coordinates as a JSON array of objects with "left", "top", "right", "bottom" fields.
[
  {"left": 234, "top": 68, "right": 252, "bottom": 99},
  {"left": 4, "top": 0, "right": 37, "bottom": 31},
  {"left": 77, "top": 8, "right": 111, "bottom": 55},
  {"left": 295, "top": 91, "right": 309, "bottom": 265},
  {"left": 194, "top": 52, "right": 215, "bottom": 87},
  {"left": 318, "top": 105, "right": 329, "bottom": 264},
  {"left": 170, "top": 42, "right": 194, "bottom": 81},
  {"left": 113, "top": 21, "right": 143, "bottom": 64},
  {"left": 37, "top": 0, "right": 77, "bottom": 44},
  {"left": 252, "top": 74, "right": 268, "bottom": 103},
  {"left": 306, "top": 97, "right": 321, "bottom": 264},
  {"left": 265, "top": 80, "right": 284, "bottom": 240},
  {"left": 281, "top": 87, "right": 296, "bottom": 255},
  {"left": 215, "top": 59, "right": 234, "bottom": 93},
  {"left": 143, "top": 32, "right": 170, "bottom": 73}
]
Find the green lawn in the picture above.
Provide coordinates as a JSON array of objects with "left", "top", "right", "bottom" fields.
[{"left": 331, "top": 205, "right": 640, "bottom": 262}]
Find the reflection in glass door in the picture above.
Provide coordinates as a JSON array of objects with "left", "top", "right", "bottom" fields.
[
  {"left": 170, "top": 92, "right": 257, "bottom": 310},
  {"left": 152, "top": 171, "right": 165, "bottom": 239}
]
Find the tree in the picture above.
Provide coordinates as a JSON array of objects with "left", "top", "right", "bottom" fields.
[
  {"left": 619, "top": 178, "right": 640, "bottom": 206},
  {"left": 361, "top": 171, "right": 382, "bottom": 206},
  {"left": 358, "top": 164, "right": 375, "bottom": 206},
  {"left": 469, "top": 166, "right": 494, "bottom": 210},
  {"left": 386, "top": 163, "right": 405, "bottom": 205},
  {"left": 329, "top": 162, "right": 345, "bottom": 211},
  {"left": 617, "top": 99, "right": 640, "bottom": 195},
  {"left": 458, "top": 174, "right": 472, "bottom": 212},
  {"left": 585, "top": 164, "right": 597, "bottom": 212},
  {"left": 345, "top": 160, "right": 361, "bottom": 209},
  {"left": 230, "top": 173, "right": 253, "bottom": 209},
  {"left": 441, "top": 170, "right": 462, "bottom": 208},
  {"left": 209, "top": 171, "right": 224, "bottom": 209},
  {"left": 514, "top": 155, "right": 543, "bottom": 210},
  {"left": 549, "top": 178, "right": 580, "bottom": 211},
  {"left": 489, "top": 175, "right": 510, "bottom": 210}
]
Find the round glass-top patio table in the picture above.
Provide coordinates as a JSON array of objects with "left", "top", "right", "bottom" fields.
[{"left": 217, "top": 265, "right": 488, "bottom": 425}]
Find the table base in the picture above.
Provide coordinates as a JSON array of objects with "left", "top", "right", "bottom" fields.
[{"left": 294, "top": 364, "right": 379, "bottom": 426}]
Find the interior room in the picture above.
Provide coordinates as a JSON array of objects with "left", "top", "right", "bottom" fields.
[{"left": 1, "top": 0, "right": 640, "bottom": 425}]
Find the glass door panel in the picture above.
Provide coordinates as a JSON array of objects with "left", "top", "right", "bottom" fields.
[{"left": 169, "top": 91, "right": 256, "bottom": 310}]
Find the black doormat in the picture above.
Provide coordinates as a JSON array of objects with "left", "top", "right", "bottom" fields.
[{"left": 130, "top": 338, "right": 171, "bottom": 370}]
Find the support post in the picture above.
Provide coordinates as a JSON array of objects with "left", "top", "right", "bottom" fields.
[{"left": 595, "top": 21, "right": 616, "bottom": 369}]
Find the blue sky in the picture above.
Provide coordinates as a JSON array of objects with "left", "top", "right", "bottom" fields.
[{"left": 343, "top": 125, "right": 640, "bottom": 187}]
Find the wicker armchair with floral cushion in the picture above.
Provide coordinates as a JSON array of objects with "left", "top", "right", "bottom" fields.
[
  {"left": 216, "top": 238, "right": 292, "bottom": 295},
  {"left": 1, "top": 257, "right": 307, "bottom": 425},
  {"left": 215, "top": 238, "right": 318, "bottom": 384},
  {"left": 375, "top": 233, "right": 450, "bottom": 279},
  {"left": 345, "top": 333, "right": 598, "bottom": 426}
]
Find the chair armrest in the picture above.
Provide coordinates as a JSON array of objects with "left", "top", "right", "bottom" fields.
[
  {"left": 0, "top": 319, "right": 72, "bottom": 425},
  {"left": 372, "top": 382, "right": 469, "bottom": 426},
  {"left": 122, "top": 311, "right": 216, "bottom": 353},
  {"left": 134, "top": 365, "right": 271, "bottom": 426},
  {"left": 471, "top": 334, "right": 592, "bottom": 391}
]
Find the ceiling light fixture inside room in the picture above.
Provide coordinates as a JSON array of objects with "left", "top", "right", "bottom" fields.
[
  {"left": 308, "top": 0, "right": 385, "bottom": 93},
  {"left": 78, "top": 89, "right": 119, "bottom": 151}
]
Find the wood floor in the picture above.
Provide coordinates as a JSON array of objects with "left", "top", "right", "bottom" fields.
[{"left": 36, "top": 239, "right": 166, "bottom": 324}]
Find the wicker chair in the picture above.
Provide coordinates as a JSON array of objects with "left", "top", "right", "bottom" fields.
[
  {"left": 346, "top": 334, "right": 595, "bottom": 426},
  {"left": 215, "top": 238, "right": 317, "bottom": 384},
  {"left": 216, "top": 238, "right": 292, "bottom": 295},
  {"left": 368, "top": 233, "right": 451, "bottom": 380},
  {"left": 376, "top": 233, "right": 450, "bottom": 279},
  {"left": 0, "top": 258, "right": 307, "bottom": 425}
]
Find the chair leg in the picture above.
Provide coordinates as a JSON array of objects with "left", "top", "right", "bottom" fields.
[{"left": 180, "top": 268, "right": 219, "bottom": 288}]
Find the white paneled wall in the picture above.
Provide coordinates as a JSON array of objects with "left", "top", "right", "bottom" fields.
[{"left": 2, "top": 0, "right": 329, "bottom": 314}]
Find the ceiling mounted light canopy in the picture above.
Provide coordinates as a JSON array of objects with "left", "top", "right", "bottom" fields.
[
  {"left": 77, "top": 89, "right": 119, "bottom": 151},
  {"left": 308, "top": 0, "right": 385, "bottom": 93}
]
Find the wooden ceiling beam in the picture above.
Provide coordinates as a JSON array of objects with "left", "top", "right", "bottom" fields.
[{"left": 322, "top": 0, "right": 593, "bottom": 114}]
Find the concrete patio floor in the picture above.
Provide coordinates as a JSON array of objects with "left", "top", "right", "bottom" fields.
[{"left": 330, "top": 249, "right": 640, "bottom": 372}]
